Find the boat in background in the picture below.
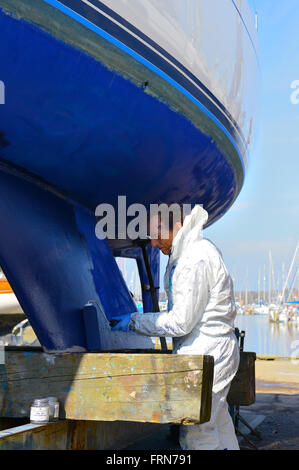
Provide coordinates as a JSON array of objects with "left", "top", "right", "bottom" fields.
[
  {"left": 268, "top": 304, "right": 282, "bottom": 323},
  {"left": 237, "top": 305, "right": 245, "bottom": 315},
  {"left": 268, "top": 303, "right": 299, "bottom": 324},
  {"left": 277, "top": 304, "right": 299, "bottom": 324},
  {"left": 253, "top": 304, "right": 269, "bottom": 315},
  {"left": 271, "top": 242, "right": 299, "bottom": 323}
]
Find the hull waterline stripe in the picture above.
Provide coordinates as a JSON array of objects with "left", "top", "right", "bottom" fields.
[
  {"left": 80, "top": 0, "right": 247, "bottom": 151},
  {"left": 42, "top": 0, "right": 245, "bottom": 173}
]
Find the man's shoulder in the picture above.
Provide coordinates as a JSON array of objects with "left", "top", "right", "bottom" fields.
[
  {"left": 181, "top": 238, "right": 222, "bottom": 266},
  {"left": 197, "top": 238, "right": 222, "bottom": 258}
]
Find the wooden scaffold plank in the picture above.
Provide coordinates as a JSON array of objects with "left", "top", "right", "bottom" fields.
[
  {"left": 0, "top": 348, "right": 214, "bottom": 425},
  {"left": 0, "top": 419, "right": 165, "bottom": 450}
]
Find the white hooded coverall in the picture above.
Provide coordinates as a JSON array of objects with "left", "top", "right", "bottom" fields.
[{"left": 130, "top": 206, "right": 240, "bottom": 450}]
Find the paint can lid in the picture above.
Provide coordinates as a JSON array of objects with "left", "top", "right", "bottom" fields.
[
  {"left": 32, "top": 398, "right": 49, "bottom": 406},
  {"left": 47, "top": 397, "right": 59, "bottom": 403}
]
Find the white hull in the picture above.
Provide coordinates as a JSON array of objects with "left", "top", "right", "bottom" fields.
[
  {"left": 103, "top": 0, "right": 258, "bottom": 154},
  {"left": 253, "top": 306, "right": 269, "bottom": 315}
]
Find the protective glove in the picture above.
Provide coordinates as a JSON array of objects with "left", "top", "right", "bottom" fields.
[{"left": 110, "top": 313, "right": 133, "bottom": 331}]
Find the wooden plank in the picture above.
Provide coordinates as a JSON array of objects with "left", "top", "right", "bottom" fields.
[
  {"left": 0, "top": 419, "right": 163, "bottom": 450},
  {"left": 0, "top": 349, "right": 214, "bottom": 425},
  {"left": 227, "top": 352, "right": 256, "bottom": 406}
]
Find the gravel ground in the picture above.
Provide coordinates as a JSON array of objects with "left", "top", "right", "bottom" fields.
[
  {"left": 240, "top": 358, "right": 299, "bottom": 450},
  {"left": 239, "top": 392, "right": 299, "bottom": 450}
]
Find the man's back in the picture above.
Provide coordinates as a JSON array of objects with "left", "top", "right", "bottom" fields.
[{"left": 169, "top": 237, "right": 237, "bottom": 339}]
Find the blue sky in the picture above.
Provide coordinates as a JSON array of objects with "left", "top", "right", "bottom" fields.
[
  {"left": 204, "top": 0, "right": 299, "bottom": 293},
  {"left": 123, "top": 1, "right": 299, "bottom": 297}
]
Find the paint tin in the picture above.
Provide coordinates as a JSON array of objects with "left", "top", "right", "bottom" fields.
[
  {"left": 30, "top": 398, "right": 49, "bottom": 424},
  {"left": 48, "top": 396, "right": 60, "bottom": 421}
]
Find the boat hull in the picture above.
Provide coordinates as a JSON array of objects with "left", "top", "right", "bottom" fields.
[
  {"left": 0, "top": 0, "right": 258, "bottom": 351},
  {"left": 0, "top": 0, "right": 259, "bottom": 226}
]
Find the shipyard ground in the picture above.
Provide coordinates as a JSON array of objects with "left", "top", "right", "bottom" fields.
[{"left": 125, "top": 357, "right": 299, "bottom": 451}]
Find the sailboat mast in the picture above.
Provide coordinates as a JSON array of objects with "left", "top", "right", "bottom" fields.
[
  {"left": 258, "top": 266, "right": 261, "bottom": 304},
  {"left": 286, "top": 265, "right": 299, "bottom": 302},
  {"left": 245, "top": 266, "right": 248, "bottom": 308},
  {"left": 280, "top": 241, "right": 299, "bottom": 304},
  {"left": 268, "top": 251, "right": 272, "bottom": 304},
  {"left": 263, "top": 264, "right": 266, "bottom": 303}
]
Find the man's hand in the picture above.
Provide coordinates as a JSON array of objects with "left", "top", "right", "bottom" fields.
[{"left": 110, "top": 313, "right": 133, "bottom": 331}]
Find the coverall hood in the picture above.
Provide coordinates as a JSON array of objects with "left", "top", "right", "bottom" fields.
[{"left": 171, "top": 205, "right": 208, "bottom": 263}]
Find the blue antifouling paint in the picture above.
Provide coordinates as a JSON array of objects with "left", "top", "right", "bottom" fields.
[
  {"left": 0, "top": 169, "right": 136, "bottom": 351},
  {"left": 0, "top": 170, "right": 92, "bottom": 351},
  {"left": 82, "top": 303, "right": 102, "bottom": 350},
  {"left": 0, "top": 7, "right": 239, "bottom": 228},
  {"left": 74, "top": 206, "right": 138, "bottom": 318}
]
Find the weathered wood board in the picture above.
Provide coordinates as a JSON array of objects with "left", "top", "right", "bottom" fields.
[
  {"left": 0, "top": 419, "right": 164, "bottom": 450},
  {"left": 0, "top": 348, "right": 214, "bottom": 425}
]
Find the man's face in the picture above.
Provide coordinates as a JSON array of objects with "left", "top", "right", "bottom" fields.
[{"left": 148, "top": 214, "right": 175, "bottom": 255}]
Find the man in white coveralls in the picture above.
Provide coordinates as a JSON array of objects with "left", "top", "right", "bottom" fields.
[{"left": 111, "top": 205, "right": 240, "bottom": 450}]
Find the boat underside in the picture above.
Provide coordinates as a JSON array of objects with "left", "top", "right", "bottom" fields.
[{"left": 0, "top": 0, "right": 256, "bottom": 351}]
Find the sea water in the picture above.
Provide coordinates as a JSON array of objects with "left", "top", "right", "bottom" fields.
[{"left": 234, "top": 314, "right": 299, "bottom": 356}]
